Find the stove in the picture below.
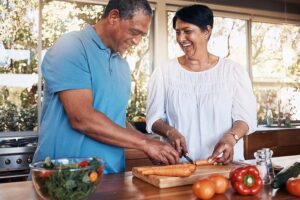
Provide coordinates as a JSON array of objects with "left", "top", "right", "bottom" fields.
[{"left": 0, "top": 132, "right": 38, "bottom": 180}]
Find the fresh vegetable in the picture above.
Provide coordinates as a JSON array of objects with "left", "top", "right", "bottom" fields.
[
  {"left": 195, "top": 159, "right": 211, "bottom": 166},
  {"left": 230, "top": 165, "right": 263, "bottom": 195},
  {"left": 43, "top": 156, "right": 55, "bottom": 169},
  {"left": 32, "top": 157, "right": 103, "bottom": 200},
  {"left": 89, "top": 171, "right": 99, "bottom": 182},
  {"left": 78, "top": 160, "right": 89, "bottom": 168},
  {"left": 138, "top": 163, "right": 196, "bottom": 174},
  {"left": 286, "top": 177, "right": 300, "bottom": 197},
  {"left": 39, "top": 170, "right": 54, "bottom": 178},
  {"left": 208, "top": 174, "right": 229, "bottom": 194},
  {"left": 98, "top": 165, "right": 104, "bottom": 175},
  {"left": 192, "top": 178, "right": 216, "bottom": 199},
  {"left": 142, "top": 166, "right": 192, "bottom": 177},
  {"left": 271, "top": 162, "right": 300, "bottom": 189}
]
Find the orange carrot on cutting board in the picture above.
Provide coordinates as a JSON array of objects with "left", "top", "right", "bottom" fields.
[
  {"left": 195, "top": 159, "right": 211, "bottom": 166},
  {"left": 137, "top": 163, "right": 196, "bottom": 173},
  {"left": 141, "top": 166, "right": 192, "bottom": 177}
]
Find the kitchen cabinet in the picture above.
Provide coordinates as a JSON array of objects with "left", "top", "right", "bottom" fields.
[
  {"left": 125, "top": 134, "right": 161, "bottom": 171},
  {"left": 125, "top": 149, "right": 153, "bottom": 171},
  {"left": 244, "top": 128, "right": 300, "bottom": 159}
]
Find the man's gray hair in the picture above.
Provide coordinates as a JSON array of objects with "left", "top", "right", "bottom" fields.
[{"left": 102, "top": 0, "right": 152, "bottom": 20}]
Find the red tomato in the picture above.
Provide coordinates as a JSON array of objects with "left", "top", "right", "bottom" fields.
[
  {"left": 192, "top": 178, "right": 216, "bottom": 199},
  {"left": 286, "top": 177, "right": 300, "bottom": 197},
  {"left": 208, "top": 174, "right": 230, "bottom": 194},
  {"left": 98, "top": 165, "right": 104, "bottom": 175},
  {"left": 39, "top": 170, "right": 53, "bottom": 178},
  {"left": 78, "top": 160, "right": 89, "bottom": 168}
]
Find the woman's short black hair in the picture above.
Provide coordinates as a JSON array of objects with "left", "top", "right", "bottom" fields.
[
  {"left": 102, "top": 0, "right": 152, "bottom": 20},
  {"left": 172, "top": 4, "right": 214, "bottom": 31}
]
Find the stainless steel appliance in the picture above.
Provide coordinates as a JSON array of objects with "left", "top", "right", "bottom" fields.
[{"left": 0, "top": 132, "right": 38, "bottom": 181}]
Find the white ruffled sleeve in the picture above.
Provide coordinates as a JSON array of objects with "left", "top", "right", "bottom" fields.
[
  {"left": 232, "top": 64, "right": 257, "bottom": 134},
  {"left": 146, "top": 65, "right": 167, "bottom": 133}
]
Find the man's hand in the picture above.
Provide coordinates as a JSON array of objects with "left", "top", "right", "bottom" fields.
[
  {"left": 166, "top": 128, "right": 188, "bottom": 156},
  {"left": 208, "top": 134, "right": 236, "bottom": 164},
  {"left": 143, "top": 138, "right": 180, "bottom": 165}
]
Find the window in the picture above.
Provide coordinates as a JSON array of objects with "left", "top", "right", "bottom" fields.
[
  {"left": 0, "top": 1, "right": 39, "bottom": 132},
  {"left": 252, "top": 22, "right": 300, "bottom": 125},
  {"left": 125, "top": 31, "right": 152, "bottom": 121}
]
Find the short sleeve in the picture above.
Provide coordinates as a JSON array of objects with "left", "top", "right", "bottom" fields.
[
  {"left": 146, "top": 65, "right": 167, "bottom": 133},
  {"left": 232, "top": 64, "right": 257, "bottom": 134},
  {"left": 42, "top": 33, "right": 91, "bottom": 94}
]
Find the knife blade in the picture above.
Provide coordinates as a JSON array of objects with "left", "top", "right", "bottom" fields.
[{"left": 182, "top": 153, "right": 195, "bottom": 165}]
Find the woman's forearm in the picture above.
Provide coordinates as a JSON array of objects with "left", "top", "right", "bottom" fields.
[{"left": 151, "top": 119, "right": 175, "bottom": 137}]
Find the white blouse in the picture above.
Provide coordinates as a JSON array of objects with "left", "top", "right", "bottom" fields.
[{"left": 146, "top": 58, "right": 257, "bottom": 161}]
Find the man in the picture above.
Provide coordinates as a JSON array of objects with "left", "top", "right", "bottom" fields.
[{"left": 33, "top": 0, "right": 180, "bottom": 174}]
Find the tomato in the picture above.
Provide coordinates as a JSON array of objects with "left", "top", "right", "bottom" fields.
[
  {"left": 89, "top": 171, "right": 98, "bottom": 182},
  {"left": 98, "top": 165, "right": 104, "bottom": 175},
  {"left": 192, "top": 178, "right": 216, "bottom": 200},
  {"left": 286, "top": 177, "right": 300, "bottom": 197},
  {"left": 208, "top": 174, "right": 229, "bottom": 194},
  {"left": 78, "top": 160, "right": 89, "bottom": 168},
  {"left": 39, "top": 170, "right": 53, "bottom": 178}
]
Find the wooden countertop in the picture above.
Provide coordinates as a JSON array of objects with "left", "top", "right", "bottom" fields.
[{"left": 1, "top": 155, "right": 300, "bottom": 200}]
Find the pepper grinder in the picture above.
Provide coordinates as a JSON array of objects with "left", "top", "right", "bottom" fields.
[{"left": 254, "top": 149, "right": 274, "bottom": 184}]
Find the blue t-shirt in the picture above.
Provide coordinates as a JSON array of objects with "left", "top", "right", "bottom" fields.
[{"left": 33, "top": 25, "right": 131, "bottom": 174}]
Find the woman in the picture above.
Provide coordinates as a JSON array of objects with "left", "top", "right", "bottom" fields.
[{"left": 146, "top": 4, "right": 256, "bottom": 164}]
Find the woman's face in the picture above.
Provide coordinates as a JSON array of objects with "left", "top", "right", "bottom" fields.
[{"left": 175, "top": 19, "right": 210, "bottom": 58}]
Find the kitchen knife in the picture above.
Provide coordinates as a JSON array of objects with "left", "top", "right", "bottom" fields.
[{"left": 182, "top": 153, "right": 195, "bottom": 165}]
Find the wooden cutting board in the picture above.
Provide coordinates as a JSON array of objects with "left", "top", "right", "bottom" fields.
[{"left": 132, "top": 164, "right": 235, "bottom": 188}]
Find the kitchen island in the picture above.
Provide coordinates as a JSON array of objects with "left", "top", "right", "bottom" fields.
[{"left": 0, "top": 155, "right": 299, "bottom": 200}]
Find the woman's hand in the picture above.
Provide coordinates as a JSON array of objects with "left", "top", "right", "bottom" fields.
[
  {"left": 208, "top": 134, "right": 236, "bottom": 164},
  {"left": 166, "top": 128, "right": 188, "bottom": 156}
]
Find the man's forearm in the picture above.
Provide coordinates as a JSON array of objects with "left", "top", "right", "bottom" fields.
[{"left": 73, "top": 110, "right": 149, "bottom": 151}]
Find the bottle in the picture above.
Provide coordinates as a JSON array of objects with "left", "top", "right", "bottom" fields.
[{"left": 265, "top": 107, "right": 273, "bottom": 127}]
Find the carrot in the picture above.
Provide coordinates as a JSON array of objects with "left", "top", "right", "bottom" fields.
[
  {"left": 188, "top": 164, "right": 196, "bottom": 173},
  {"left": 195, "top": 159, "right": 211, "bottom": 166},
  {"left": 137, "top": 163, "right": 195, "bottom": 173},
  {"left": 141, "top": 166, "right": 192, "bottom": 177}
]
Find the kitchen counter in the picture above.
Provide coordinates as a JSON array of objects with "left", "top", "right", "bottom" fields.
[{"left": 1, "top": 155, "right": 299, "bottom": 200}]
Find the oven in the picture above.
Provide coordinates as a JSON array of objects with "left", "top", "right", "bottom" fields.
[{"left": 0, "top": 132, "right": 38, "bottom": 182}]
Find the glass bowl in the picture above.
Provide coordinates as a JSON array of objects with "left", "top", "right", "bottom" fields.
[{"left": 30, "top": 157, "right": 104, "bottom": 200}]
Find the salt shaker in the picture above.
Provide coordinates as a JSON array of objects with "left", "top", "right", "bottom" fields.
[{"left": 254, "top": 149, "right": 274, "bottom": 184}]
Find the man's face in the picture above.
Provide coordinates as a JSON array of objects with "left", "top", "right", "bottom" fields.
[{"left": 113, "top": 11, "right": 151, "bottom": 54}]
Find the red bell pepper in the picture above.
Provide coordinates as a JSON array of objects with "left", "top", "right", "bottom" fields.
[{"left": 230, "top": 165, "right": 263, "bottom": 195}]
